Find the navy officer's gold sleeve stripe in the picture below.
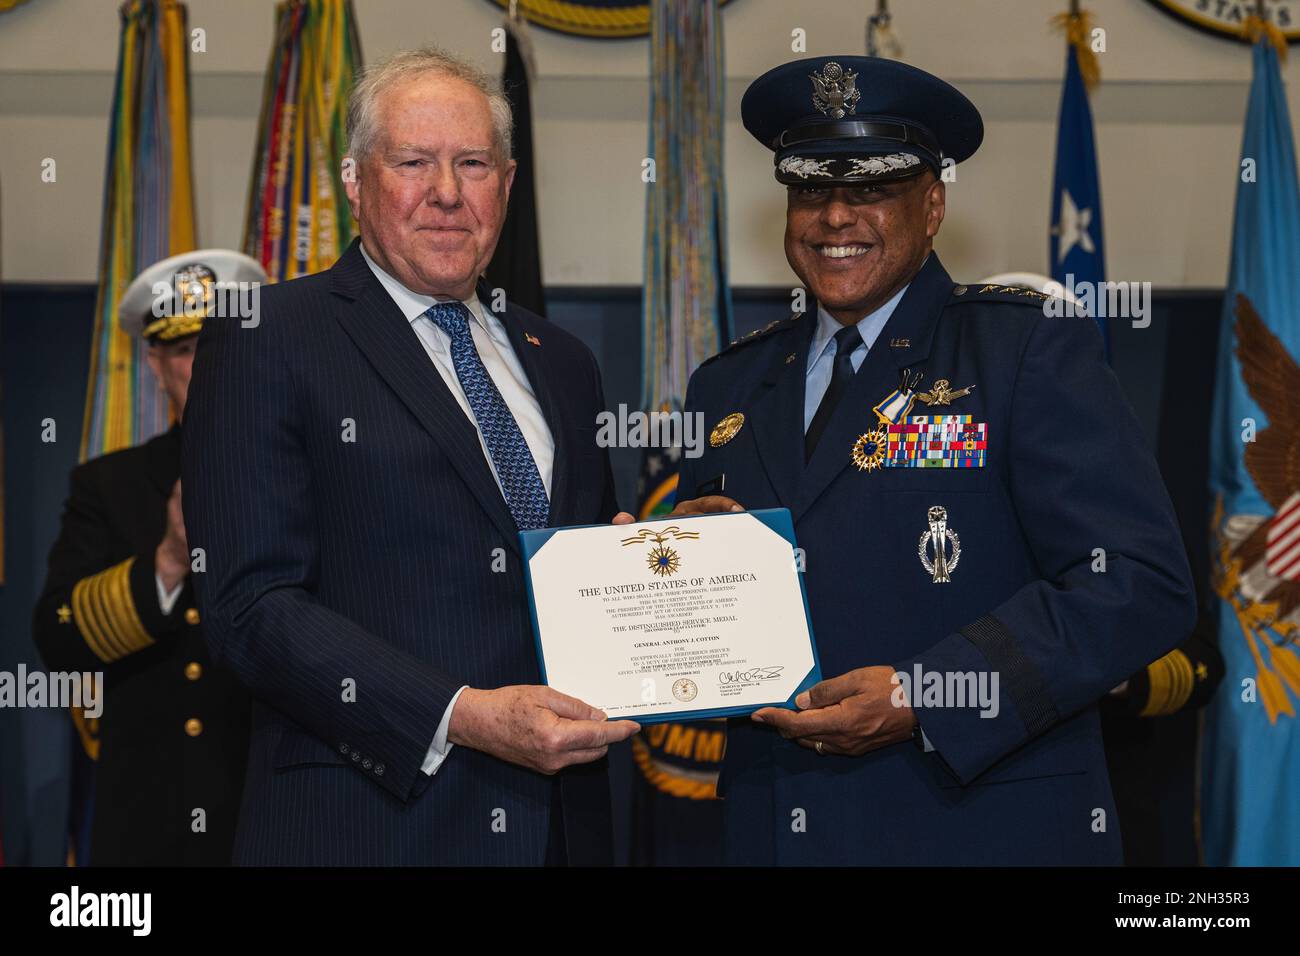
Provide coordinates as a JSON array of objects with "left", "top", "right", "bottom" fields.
[
  {"left": 71, "top": 569, "right": 127, "bottom": 660},
  {"left": 70, "top": 557, "right": 156, "bottom": 663},
  {"left": 1138, "top": 648, "right": 1196, "bottom": 717}
]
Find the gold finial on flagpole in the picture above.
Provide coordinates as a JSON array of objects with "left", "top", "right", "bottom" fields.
[
  {"left": 1052, "top": 3, "right": 1100, "bottom": 92},
  {"left": 866, "top": 0, "right": 902, "bottom": 59},
  {"left": 1245, "top": 0, "right": 1287, "bottom": 60}
]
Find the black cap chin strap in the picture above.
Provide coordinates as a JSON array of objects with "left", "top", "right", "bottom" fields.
[{"left": 777, "top": 120, "right": 942, "bottom": 161}]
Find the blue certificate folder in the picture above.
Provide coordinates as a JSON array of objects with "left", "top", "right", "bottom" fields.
[{"left": 519, "top": 507, "right": 822, "bottom": 724}]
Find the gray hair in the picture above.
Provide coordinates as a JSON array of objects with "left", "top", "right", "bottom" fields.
[{"left": 346, "top": 47, "right": 513, "bottom": 163}]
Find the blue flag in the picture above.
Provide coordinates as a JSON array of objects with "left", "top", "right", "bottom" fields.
[
  {"left": 1204, "top": 35, "right": 1300, "bottom": 867},
  {"left": 1049, "top": 44, "right": 1107, "bottom": 354}
]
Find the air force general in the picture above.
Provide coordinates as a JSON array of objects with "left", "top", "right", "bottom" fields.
[{"left": 671, "top": 56, "right": 1197, "bottom": 865}]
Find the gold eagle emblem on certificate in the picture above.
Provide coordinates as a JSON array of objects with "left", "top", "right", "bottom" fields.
[
  {"left": 709, "top": 412, "right": 746, "bottom": 448},
  {"left": 622, "top": 526, "right": 702, "bottom": 577}
]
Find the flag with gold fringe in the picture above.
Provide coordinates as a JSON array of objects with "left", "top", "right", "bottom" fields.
[
  {"left": 1204, "top": 14, "right": 1300, "bottom": 866},
  {"left": 630, "top": 0, "right": 732, "bottom": 867},
  {"left": 244, "top": 0, "right": 362, "bottom": 283},
  {"left": 80, "top": 0, "right": 196, "bottom": 461}
]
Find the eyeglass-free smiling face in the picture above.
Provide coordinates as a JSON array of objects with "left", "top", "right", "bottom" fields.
[{"left": 784, "top": 171, "right": 946, "bottom": 325}]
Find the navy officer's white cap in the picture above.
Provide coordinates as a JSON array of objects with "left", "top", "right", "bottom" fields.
[
  {"left": 742, "top": 56, "right": 983, "bottom": 187},
  {"left": 119, "top": 248, "right": 267, "bottom": 342}
]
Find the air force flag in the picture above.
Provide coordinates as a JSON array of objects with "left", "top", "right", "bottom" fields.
[{"left": 1049, "top": 43, "right": 1107, "bottom": 354}]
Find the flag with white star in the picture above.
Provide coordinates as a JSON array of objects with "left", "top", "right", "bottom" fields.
[{"left": 1049, "top": 40, "right": 1107, "bottom": 355}]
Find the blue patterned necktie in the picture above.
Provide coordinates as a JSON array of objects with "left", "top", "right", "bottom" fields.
[{"left": 424, "top": 302, "right": 550, "bottom": 531}]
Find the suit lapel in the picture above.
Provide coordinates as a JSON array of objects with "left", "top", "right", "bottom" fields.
[
  {"left": 747, "top": 315, "right": 815, "bottom": 510},
  {"left": 329, "top": 242, "right": 523, "bottom": 552},
  {"left": 794, "top": 254, "right": 955, "bottom": 521},
  {"left": 491, "top": 295, "right": 578, "bottom": 528}
]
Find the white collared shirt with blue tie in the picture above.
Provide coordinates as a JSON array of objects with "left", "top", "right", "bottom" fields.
[
  {"left": 803, "top": 282, "right": 908, "bottom": 431},
  {"left": 360, "top": 242, "right": 555, "bottom": 777}
]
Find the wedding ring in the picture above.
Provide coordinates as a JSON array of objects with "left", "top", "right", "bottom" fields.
[{"left": 815, "top": 740, "right": 825, "bottom": 755}]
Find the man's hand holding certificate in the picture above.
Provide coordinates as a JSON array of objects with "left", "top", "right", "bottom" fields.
[{"left": 521, "top": 508, "right": 821, "bottom": 723}]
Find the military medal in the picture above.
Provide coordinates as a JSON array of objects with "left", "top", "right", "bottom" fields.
[
  {"left": 853, "top": 369, "right": 989, "bottom": 472},
  {"left": 850, "top": 377, "right": 918, "bottom": 471},
  {"left": 918, "top": 505, "right": 961, "bottom": 583},
  {"left": 851, "top": 426, "right": 889, "bottom": 472},
  {"left": 710, "top": 412, "right": 745, "bottom": 448}
]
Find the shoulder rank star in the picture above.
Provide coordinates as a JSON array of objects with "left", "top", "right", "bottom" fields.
[{"left": 916, "top": 379, "right": 974, "bottom": 407}]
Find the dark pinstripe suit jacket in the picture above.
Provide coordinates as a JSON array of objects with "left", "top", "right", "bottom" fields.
[{"left": 181, "top": 239, "right": 620, "bottom": 865}]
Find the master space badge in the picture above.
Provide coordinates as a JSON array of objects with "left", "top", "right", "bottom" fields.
[{"left": 918, "top": 505, "right": 961, "bottom": 584}]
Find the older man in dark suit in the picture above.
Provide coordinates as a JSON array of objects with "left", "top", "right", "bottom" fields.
[{"left": 182, "top": 47, "right": 637, "bottom": 866}]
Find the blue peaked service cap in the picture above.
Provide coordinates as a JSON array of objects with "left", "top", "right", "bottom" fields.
[{"left": 742, "top": 56, "right": 983, "bottom": 187}]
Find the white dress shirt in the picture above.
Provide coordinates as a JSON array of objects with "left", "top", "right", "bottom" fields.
[
  {"left": 360, "top": 243, "right": 555, "bottom": 776},
  {"left": 359, "top": 243, "right": 555, "bottom": 497},
  {"left": 158, "top": 577, "right": 183, "bottom": 615}
]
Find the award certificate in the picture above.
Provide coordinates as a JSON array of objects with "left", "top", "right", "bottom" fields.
[{"left": 520, "top": 508, "right": 821, "bottom": 723}]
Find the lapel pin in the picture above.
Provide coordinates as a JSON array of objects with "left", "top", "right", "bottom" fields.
[
  {"left": 524, "top": 332, "right": 541, "bottom": 347},
  {"left": 785, "top": 353, "right": 797, "bottom": 364},
  {"left": 890, "top": 337, "right": 910, "bottom": 348}
]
